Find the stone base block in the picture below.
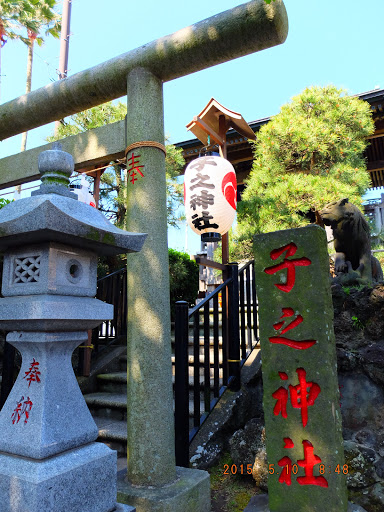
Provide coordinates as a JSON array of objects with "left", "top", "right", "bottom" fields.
[
  {"left": 113, "top": 504, "right": 136, "bottom": 512},
  {"left": 117, "top": 466, "right": 210, "bottom": 512},
  {"left": 0, "top": 442, "right": 117, "bottom": 512},
  {"left": 243, "top": 494, "right": 368, "bottom": 512}
]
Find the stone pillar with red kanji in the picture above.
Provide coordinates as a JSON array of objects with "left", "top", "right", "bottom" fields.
[{"left": 253, "top": 225, "right": 348, "bottom": 512}]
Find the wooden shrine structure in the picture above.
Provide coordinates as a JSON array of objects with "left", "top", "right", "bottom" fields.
[{"left": 177, "top": 87, "right": 384, "bottom": 197}]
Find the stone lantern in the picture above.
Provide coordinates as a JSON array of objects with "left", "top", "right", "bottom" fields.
[{"left": 0, "top": 144, "right": 146, "bottom": 512}]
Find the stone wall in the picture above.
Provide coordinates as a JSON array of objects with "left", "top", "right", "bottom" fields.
[{"left": 333, "top": 284, "right": 384, "bottom": 511}]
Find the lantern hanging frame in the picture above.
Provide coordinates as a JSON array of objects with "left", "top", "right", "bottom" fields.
[
  {"left": 201, "top": 232, "right": 221, "bottom": 243},
  {"left": 198, "top": 141, "right": 220, "bottom": 159}
]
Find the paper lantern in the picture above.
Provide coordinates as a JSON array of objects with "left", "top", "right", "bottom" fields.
[{"left": 184, "top": 154, "right": 237, "bottom": 241}]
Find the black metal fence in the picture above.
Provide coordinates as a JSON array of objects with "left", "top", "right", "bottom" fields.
[
  {"left": 76, "top": 268, "right": 128, "bottom": 376},
  {"left": 239, "top": 260, "right": 258, "bottom": 358},
  {"left": 174, "top": 261, "right": 259, "bottom": 467},
  {"left": 93, "top": 268, "right": 128, "bottom": 350}
]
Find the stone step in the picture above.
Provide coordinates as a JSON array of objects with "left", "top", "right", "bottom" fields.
[
  {"left": 119, "top": 352, "right": 226, "bottom": 369},
  {"left": 120, "top": 349, "right": 255, "bottom": 371},
  {"left": 86, "top": 392, "right": 205, "bottom": 422},
  {"left": 171, "top": 330, "right": 255, "bottom": 346},
  {"left": 94, "top": 414, "right": 200, "bottom": 460},
  {"left": 96, "top": 373, "right": 128, "bottom": 394},
  {"left": 171, "top": 353, "right": 225, "bottom": 366},
  {"left": 94, "top": 417, "right": 128, "bottom": 456},
  {"left": 85, "top": 392, "right": 127, "bottom": 421},
  {"left": 118, "top": 341, "right": 227, "bottom": 369},
  {"left": 96, "top": 371, "right": 221, "bottom": 394}
]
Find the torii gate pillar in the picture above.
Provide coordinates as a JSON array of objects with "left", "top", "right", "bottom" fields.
[
  {"left": 126, "top": 68, "right": 176, "bottom": 482},
  {"left": 119, "top": 66, "right": 211, "bottom": 508}
]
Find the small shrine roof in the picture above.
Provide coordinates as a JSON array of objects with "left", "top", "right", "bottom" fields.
[{"left": 186, "top": 98, "right": 256, "bottom": 146}]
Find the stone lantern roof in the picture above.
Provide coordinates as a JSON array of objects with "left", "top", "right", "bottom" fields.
[{"left": 0, "top": 144, "right": 146, "bottom": 256}]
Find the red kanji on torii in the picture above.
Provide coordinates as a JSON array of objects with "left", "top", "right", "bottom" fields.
[{"left": 127, "top": 152, "right": 144, "bottom": 184}]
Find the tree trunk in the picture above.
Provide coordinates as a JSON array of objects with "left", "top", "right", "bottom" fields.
[
  {"left": 20, "top": 39, "right": 34, "bottom": 153},
  {"left": 17, "top": 37, "right": 35, "bottom": 197},
  {"left": 114, "top": 167, "right": 126, "bottom": 227},
  {"left": 0, "top": 44, "right": 2, "bottom": 103}
]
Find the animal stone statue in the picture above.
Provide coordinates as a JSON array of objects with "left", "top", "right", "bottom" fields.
[{"left": 319, "top": 198, "right": 383, "bottom": 285}]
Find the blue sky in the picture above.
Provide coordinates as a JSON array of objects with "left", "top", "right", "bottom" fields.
[{"left": 1, "top": 0, "right": 383, "bottom": 254}]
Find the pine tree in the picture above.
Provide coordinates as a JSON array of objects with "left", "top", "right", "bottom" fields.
[{"left": 233, "top": 85, "right": 375, "bottom": 260}]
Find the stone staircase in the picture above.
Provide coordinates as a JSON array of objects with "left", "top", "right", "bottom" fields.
[{"left": 83, "top": 335, "right": 224, "bottom": 459}]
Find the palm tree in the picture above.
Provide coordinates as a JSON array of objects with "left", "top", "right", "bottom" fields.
[
  {"left": 1, "top": 0, "right": 61, "bottom": 197},
  {"left": 1, "top": 1, "right": 58, "bottom": 98},
  {"left": 19, "top": 0, "right": 60, "bottom": 151},
  {"left": 0, "top": 0, "right": 24, "bottom": 101}
]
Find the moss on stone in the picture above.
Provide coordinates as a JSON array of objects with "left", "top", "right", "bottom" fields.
[
  {"left": 41, "top": 177, "right": 68, "bottom": 186},
  {"left": 85, "top": 228, "right": 100, "bottom": 242},
  {"left": 102, "top": 232, "right": 116, "bottom": 245}
]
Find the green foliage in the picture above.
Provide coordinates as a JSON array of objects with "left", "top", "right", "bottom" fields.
[
  {"left": 168, "top": 248, "right": 199, "bottom": 318},
  {"left": 234, "top": 85, "right": 375, "bottom": 260},
  {"left": 96, "top": 248, "right": 198, "bottom": 320},
  {"left": 165, "top": 143, "right": 186, "bottom": 228},
  {"left": 351, "top": 315, "right": 364, "bottom": 330},
  {"left": 51, "top": 103, "right": 127, "bottom": 137},
  {"left": 0, "top": 0, "right": 60, "bottom": 46},
  {"left": 209, "top": 452, "right": 256, "bottom": 512},
  {"left": 47, "top": 101, "right": 185, "bottom": 228},
  {"left": 0, "top": 198, "right": 12, "bottom": 209}
]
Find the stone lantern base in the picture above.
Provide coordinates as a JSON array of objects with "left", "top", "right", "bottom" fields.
[{"left": 0, "top": 442, "right": 136, "bottom": 512}]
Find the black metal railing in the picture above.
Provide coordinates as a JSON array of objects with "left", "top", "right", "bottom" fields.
[
  {"left": 174, "top": 261, "right": 259, "bottom": 467},
  {"left": 239, "top": 260, "right": 258, "bottom": 359},
  {"left": 77, "top": 267, "right": 128, "bottom": 375},
  {"left": 93, "top": 267, "right": 128, "bottom": 351}
]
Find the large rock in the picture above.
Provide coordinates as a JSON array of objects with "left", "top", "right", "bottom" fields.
[
  {"left": 189, "top": 372, "right": 263, "bottom": 470},
  {"left": 344, "top": 441, "right": 379, "bottom": 489},
  {"left": 252, "top": 447, "right": 268, "bottom": 491},
  {"left": 349, "top": 483, "right": 384, "bottom": 512},
  {"left": 339, "top": 373, "right": 384, "bottom": 435},
  {"left": 360, "top": 344, "right": 384, "bottom": 386},
  {"left": 229, "top": 418, "right": 265, "bottom": 467}
]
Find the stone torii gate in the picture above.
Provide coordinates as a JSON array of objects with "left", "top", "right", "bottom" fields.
[{"left": 0, "top": 1, "right": 288, "bottom": 510}]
